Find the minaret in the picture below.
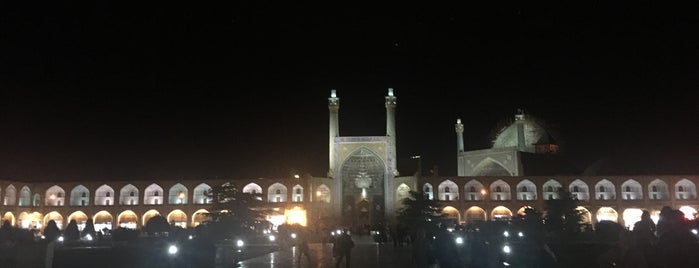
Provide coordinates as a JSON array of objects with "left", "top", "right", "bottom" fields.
[
  {"left": 455, "top": 118, "right": 464, "bottom": 152},
  {"left": 328, "top": 89, "right": 340, "bottom": 178},
  {"left": 385, "top": 88, "right": 398, "bottom": 176},
  {"left": 515, "top": 109, "right": 526, "bottom": 151}
]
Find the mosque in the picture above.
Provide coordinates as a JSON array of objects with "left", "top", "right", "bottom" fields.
[{"left": 1, "top": 89, "right": 697, "bottom": 233}]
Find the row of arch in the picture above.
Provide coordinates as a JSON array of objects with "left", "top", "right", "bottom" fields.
[
  {"left": 0, "top": 182, "right": 333, "bottom": 207},
  {"left": 441, "top": 205, "right": 698, "bottom": 229},
  {"left": 422, "top": 178, "right": 697, "bottom": 201},
  {"left": 1, "top": 209, "right": 210, "bottom": 230}
]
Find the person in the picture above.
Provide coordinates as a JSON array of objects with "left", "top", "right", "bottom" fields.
[
  {"left": 296, "top": 234, "right": 312, "bottom": 266},
  {"left": 333, "top": 229, "right": 354, "bottom": 268}
]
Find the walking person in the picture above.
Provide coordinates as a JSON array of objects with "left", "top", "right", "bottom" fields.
[
  {"left": 333, "top": 229, "right": 355, "bottom": 268},
  {"left": 296, "top": 233, "right": 312, "bottom": 266}
]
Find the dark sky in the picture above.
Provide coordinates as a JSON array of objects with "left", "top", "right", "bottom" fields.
[{"left": 1, "top": 2, "right": 698, "bottom": 181}]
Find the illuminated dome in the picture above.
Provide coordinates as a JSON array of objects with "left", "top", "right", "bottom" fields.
[{"left": 492, "top": 112, "right": 554, "bottom": 151}]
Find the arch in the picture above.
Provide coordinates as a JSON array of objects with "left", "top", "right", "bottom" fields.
[
  {"left": 168, "top": 183, "right": 189, "bottom": 204},
  {"left": 316, "top": 184, "right": 331, "bottom": 203},
  {"left": 142, "top": 209, "right": 161, "bottom": 226},
  {"left": 491, "top": 206, "right": 513, "bottom": 221},
  {"left": 167, "top": 209, "right": 188, "bottom": 228},
  {"left": 574, "top": 206, "right": 591, "bottom": 226},
  {"left": 438, "top": 180, "right": 459, "bottom": 201},
  {"left": 243, "top": 183, "right": 263, "bottom": 194},
  {"left": 67, "top": 211, "right": 88, "bottom": 231},
  {"left": 679, "top": 206, "right": 697, "bottom": 220},
  {"left": 70, "top": 185, "right": 90, "bottom": 206},
  {"left": 596, "top": 207, "right": 618, "bottom": 222},
  {"left": 18, "top": 186, "right": 31, "bottom": 207},
  {"left": 516, "top": 206, "right": 535, "bottom": 216},
  {"left": 93, "top": 210, "right": 114, "bottom": 231},
  {"left": 18, "top": 211, "right": 42, "bottom": 229},
  {"left": 192, "top": 183, "right": 212, "bottom": 204},
  {"left": 622, "top": 208, "right": 643, "bottom": 230},
  {"left": 489, "top": 180, "right": 511, "bottom": 201},
  {"left": 117, "top": 210, "right": 138, "bottom": 229},
  {"left": 648, "top": 179, "right": 669, "bottom": 200},
  {"left": 192, "top": 209, "right": 209, "bottom": 227},
  {"left": 45, "top": 185, "right": 66, "bottom": 206},
  {"left": 267, "top": 183, "right": 287, "bottom": 203},
  {"left": 465, "top": 206, "right": 486, "bottom": 223},
  {"left": 291, "top": 184, "right": 304, "bottom": 202},
  {"left": 621, "top": 179, "right": 642, "bottom": 200},
  {"left": 595, "top": 179, "right": 616, "bottom": 200},
  {"left": 422, "top": 183, "right": 434, "bottom": 200},
  {"left": 472, "top": 158, "right": 511, "bottom": 176},
  {"left": 442, "top": 206, "right": 460, "bottom": 225},
  {"left": 4, "top": 185, "right": 16, "bottom": 206},
  {"left": 464, "top": 180, "right": 485, "bottom": 201},
  {"left": 33, "top": 193, "right": 41, "bottom": 206},
  {"left": 2, "top": 212, "right": 15, "bottom": 226},
  {"left": 396, "top": 183, "right": 411, "bottom": 203},
  {"left": 542, "top": 179, "right": 562, "bottom": 200},
  {"left": 569, "top": 179, "right": 589, "bottom": 201},
  {"left": 43, "top": 211, "right": 63, "bottom": 230},
  {"left": 675, "top": 179, "right": 697, "bottom": 200},
  {"left": 120, "top": 184, "right": 140, "bottom": 205},
  {"left": 143, "top": 183, "right": 163, "bottom": 205},
  {"left": 516, "top": 179, "right": 537, "bottom": 201},
  {"left": 95, "top": 184, "right": 115, "bottom": 206}
]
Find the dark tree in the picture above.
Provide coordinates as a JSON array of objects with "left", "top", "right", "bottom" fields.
[
  {"left": 145, "top": 215, "right": 170, "bottom": 237},
  {"left": 396, "top": 190, "right": 444, "bottom": 234},
  {"left": 64, "top": 220, "right": 80, "bottom": 241},
  {"left": 43, "top": 220, "right": 61, "bottom": 242},
  {"left": 544, "top": 188, "right": 584, "bottom": 236},
  {"left": 81, "top": 218, "right": 96, "bottom": 239},
  {"left": 204, "top": 183, "right": 270, "bottom": 240}
]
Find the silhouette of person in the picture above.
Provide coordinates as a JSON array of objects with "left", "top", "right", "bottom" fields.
[
  {"left": 296, "top": 234, "right": 312, "bottom": 266},
  {"left": 333, "top": 229, "right": 354, "bottom": 268}
]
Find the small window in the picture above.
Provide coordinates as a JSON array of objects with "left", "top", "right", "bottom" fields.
[
  {"left": 625, "top": 186, "right": 631, "bottom": 192},
  {"left": 276, "top": 196, "right": 281, "bottom": 202},
  {"left": 496, "top": 194, "right": 501, "bottom": 201},
  {"left": 105, "top": 200, "right": 110, "bottom": 206},
  {"left": 469, "top": 186, "right": 476, "bottom": 192},
  {"left": 626, "top": 194, "right": 631, "bottom": 200},
  {"left": 445, "top": 187, "right": 451, "bottom": 193},
  {"left": 130, "top": 199, "right": 135, "bottom": 205},
  {"left": 652, "top": 186, "right": 658, "bottom": 192},
  {"left": 599, "top": 194, "right": 604, "bottom": 200},
  {"left": 546, "top": 186, "right": 553, "bottom": 192},
  {"left": 679, "top": 194, "right": 684, "bottom": 199},
  {"left": 425, "top": 187, "right": 431, "bottom": 192},
  {"left": 521, "top": 186, "right": 528, "bottom": 192},
  {"left": 154, "top": 191, "right": 160, "bottom": 196},
  {"left": 130, "top": 191, "right": 135, "bottom": 197},
  {"left": 276, "top": 189, "right": 281, "bottom": 194},
  {"left": 81, "top": 192, "right": 87, "bottom": 198},
  {"left": 522, "top": 194, "right": 527, "bottom": 200},
  {"left": 599, "top": 186, "right": 605, "bottom": 192},
  {"left": 678, "top": 186, "right": 685, "bottom": 192},
  {"left": 106, "top": 192, "right": 111, "bottom": 197},
  {"left": 573, "top": 186, "right": 579, "bottom": 192},
  {"left": 548, "top": 194, "right": 553, "bottom": 200},
  {"left": 445, "top": 194, "right": 450, "bottom": 201},
  {"left": 296, "top": 189, "right": 301, "bottom": 194},
  {"left": 470, "top": 194, "right": 475, "bottom": 200},
  {"left": 495, "top": 186, "right": 502, "bottom": 192},
  {"left": 652, "top": 194, "right": 657, "bottom": 200}
]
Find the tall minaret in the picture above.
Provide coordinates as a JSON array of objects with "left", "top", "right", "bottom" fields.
[
  {"left": 515, "top": 108, "right": 526, "bottom": 151},
  {"left": 385, "top": 88, "right": 398, "bottom": 176},
  {"left": 328, "top": 89, "right": 340, "bottom": 178},
  {"left": 455, "top": 118, "right": 464, "bottom": 152}
]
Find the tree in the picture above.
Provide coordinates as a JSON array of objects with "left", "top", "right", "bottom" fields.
[
  {"left": 544, "top": 188, "right": 584, "bottom": 236},
  {"left": 204, "top": 183, "right": 270, "bottom": 240},
  {"left": 396, "top": 190, "right": 444, "bottom": 235}
]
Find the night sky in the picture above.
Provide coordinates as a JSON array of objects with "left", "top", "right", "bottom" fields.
[{"left": 1, "top": 3, "right": 698, "bottom": 181}]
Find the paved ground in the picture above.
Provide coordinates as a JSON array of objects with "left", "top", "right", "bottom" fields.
[{"left": 237, "top": 236, "right": 415, "bottom": 268}]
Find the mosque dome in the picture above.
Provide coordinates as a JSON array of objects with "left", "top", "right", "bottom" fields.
[{"left": 492, "top": 111, "right": 555, "bottom": 151}]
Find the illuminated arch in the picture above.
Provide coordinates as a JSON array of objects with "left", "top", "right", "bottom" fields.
[
  {"left": 442, "top": 206, "right": 460, "bottom": 224},
  {"left": 93, "top": 210, "right": 114, "bottom": 231},
  {"left": 167, "top": 183, "right": 188, "bottom": 204},
  {"left": 577, "top": 206, "right": 592, "bottom": 225},
  {"left": 569, "top": 179, "right": 589, "bottom": 200},
  {"left": 542, "top": 179, "right": 562, "bottom": 200},
  {"left": 491, "top": 206, "right": 513, "bottom": 221},
  {"left": 622, "top": 208, "right": 643, "bottom": 230},
  {"left": 43, "top": 211, "right": 64, "bottom": 230},
  {"left": 117, "top": 210, "right": 138, "bottom": 229},
  {"left": 45, "top": 185, "right": 65, "bottom": 206},
  {"left": 95, "top": 184, "right": 115, "bottom": 206},
  {"left": 68, "top": 211, "right": 88, "bottom": 230},
  {"left": 18, "top": 211, "right": 43, "bottom": 229},
  {"left": 438, "top": 180, "right": 459, "bottom": 201},
  {"left": 464, "top": 180, "right": 485, "bottom": 201},
  {"left": 675, "top": 179, "right": 697, "bottom": 200},
  {"left": 167, "top": 209, "right": 188, "bottom": 228},
  {"left": 3, "top": 185, "right": 16, "bottom": 206},
  {"left": 291, "top": 184, "right": 304, "bottom": 202},
  {"left": 120, "top": 184, "right": 140, "bottom": 205},
  {"left": 679, "top": 206, "right": 697, "bottom": 220},
  {"left": 396, "top": 183, "right": 411, "bottom": 204},
  {"left": 193, "top": 183, "right": 212, "bottom": 204},
  {"left": 242, "top": 183, "right": 262, "bottom": 194},
  {"left": 267, "top": 183, "right": 287, "bottom": 203},
  {"left": 472, "top": 158, "right": 511, "bottom": 176},
  {"left": 648, "top": 179, "right": 669, "bottom": 200},
  {"left": 192, "top": 209, "right": 209, "bottom": 227},
  {"left": 70, "top": 185, "right": 90, "bottom": 206},
  {"left": 316, "top": 184, "right": 331, "bottom": 203},
  {"left": 143, "top": 184, "right": 163, "bottom": 205},
  {"left": 596, "top": 207, "right": 618, "bottom": 222},
  {"left": 489, "top": 180, "right": 511, "bottom": 201},
  {"left": 516, "top": 179, "right": 536, "bottom": 201},
  {"left": 422, "top": 183, "right": 434, "bottom": 200},
  {"left": 2, "top": 212, "right": 15, "bottom": 226},
  {"left": 621, "top": 179, "right": 642, "bottom": 200},
  {"left": 465, "top": 206, "right": 486, "bottom": 223},
  {"left": 142, "top": 209, "right": 161, "bottom": 226},
  {"left": 18, "top": 186, "right": 31, "bottom": 207},
  {"left": 595, "top": 180, "right": 616, "bottom": 200},
  {"left": 516, "top": 206, "right": 535, "bottom": 216},
  {"left": 33, "top": 194, "right": 41, "bottom": 206}
]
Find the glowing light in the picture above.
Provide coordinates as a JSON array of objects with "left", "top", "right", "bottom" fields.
[
  {"left": 294, "top": 174, "right": 300, "bottom": 179},
  {"left": 291, "top": 233, "right": 297, "bottom": 239},
  {"left": 518, "top": 231, "right": 524, "bottom": 238},
  {"left": 236, "top": 239, "right": 244, "bottom": 247},
  {"left": 388, "top": 88, "right": 394, "bottom": 96},
  {"left": 503, "top": 231, "right": 509, "bottom": 237},
  {"left": 316, "top": 191, "right": 321, "bottom": 197},
  {"left": 331, "top": 89, "right": 337, "bottom": 98},
  {"left": 269, "top": 235, "right": 276, "bottom": 242},
  {"left": 679, "top": 206, "right": 697, "bottom": 220},
  {"left": 50, "top": 194, "right": 56, "bottom": 200},
  {"left": 481, "top": 189, "right": 487, "bottom": 196},
  {"left": 188, "top": 235, "right": 193, "bottom": 240},
  {"left": 168, "top": 245, "right": 178, "bottom": 255},
  {"left": 85, "top": 234, "right": 93, "bottom": 241},
  {"left": 361, "top": 188, "right": 367, "bottom": 198},
  {"left": 284, "top": 207, "right": 307, "bottom": 226},
  {"left": 58, "top": 236, "right": 64, "bottom": 242},
  {"left": 503, "top": 245, "right": 511, "bottom": 254},
  {"left": 455, "top": 237, "right": 463, "bottom": 244}
]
